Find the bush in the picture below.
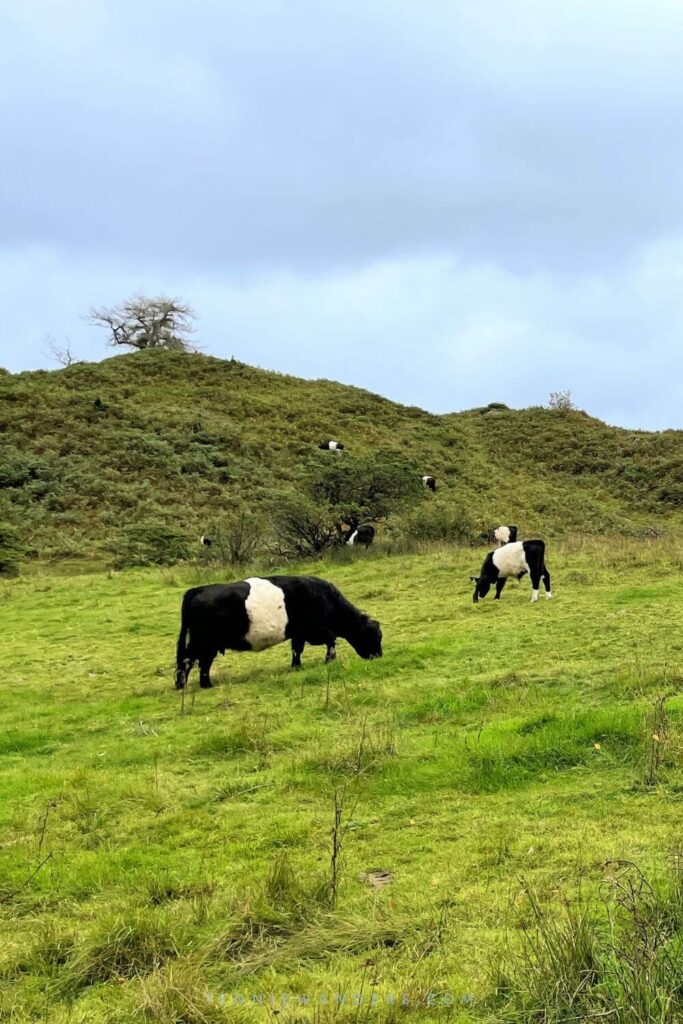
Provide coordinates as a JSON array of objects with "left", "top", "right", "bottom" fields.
[
  {"left": 397, "top": 500, "right": 473, "bottom": 544},
  {"left": 0, "top": 446, "right": 50, "bottom": 488},
  {"left": 305, "top": 450, "right": 422, "bottom": 529},
  {"left": 112, "top": 521, "right": 191, "bottom": 568},
  {"left": 204, "top": 510, "right": 264, "bottom": 564},
  {"left": 271, "top": 495, "right": 339, "bottom": 558},
  {"left": 548, "top": 389, "right": 576, "bottom": 411},
  {"left": 0, "top": 513, "right": 22, "bottom": 577}
]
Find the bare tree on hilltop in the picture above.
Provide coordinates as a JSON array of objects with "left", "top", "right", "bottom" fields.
[{"left": 88, "top": 295, "right": 197, "bottom": 352}]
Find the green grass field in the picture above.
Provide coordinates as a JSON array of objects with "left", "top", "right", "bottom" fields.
[{"left": 1, "top": 536, "right": 683, "bottom": 1022}]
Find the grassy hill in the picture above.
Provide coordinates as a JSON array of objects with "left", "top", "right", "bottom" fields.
[
  {"left": 1, "top": 350, "right": 682, "bottom": 565},
  {"left": 3, "top": 354, "right": 683, "bottom": 1020}
]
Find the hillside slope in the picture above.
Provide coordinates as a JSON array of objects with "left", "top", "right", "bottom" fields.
[{"left": 0, "top": 350, "right": 681, "bottom": 561}]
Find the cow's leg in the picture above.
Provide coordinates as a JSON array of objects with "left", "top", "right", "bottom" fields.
[
  {"left": 494, "top": 577, "right": 507, "bottom": 600},
  {"left": 198, "top": 650, "right": 216, "bottom": 689},
  {"left": 175, "top": 659, "right": 192, "bottom": 690},
  {"left": 542, "top": 565, "right": 552, "bottom": 599},
  {"left": 529, "top": 566, "right": 542, "bottom": 602},
  {"left": 325, "top": 643, "right": 337, "bottom": 663},
  {"left": 175, "top": 647, "right": 195, "bottom": 689},
  {"left": 291, "top": 638, "right": 305, "bottom": 670}
]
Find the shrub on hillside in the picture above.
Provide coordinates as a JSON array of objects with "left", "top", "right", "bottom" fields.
[
  {"left": 395, "top": 500, "right": 474, "bottom": 545},
  {"left": 203, "top": 511, "right": 264, "bottom": 564},
  {"left": 305, "top": 451, "right": 421, "bottom": 530},
  {"left": 0, "top": 446, "right": 51, "bottom": 489},
  {"left": 548, "top": 389, "right": 576, "bottom": 411},
  {"left": 0, "top": 519, "right": 22, "bottom": 577},
  {"left": 271, "top": 495, "right": 339, "bottom": 558},
  {"left": 271, "top": 451, "right": 425, "bottom": 557},
  {"left": 112, "top": 521, "right": 191, "bottom": 569}
]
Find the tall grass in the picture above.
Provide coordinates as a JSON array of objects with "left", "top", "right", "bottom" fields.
[{"left": 492, "top": 859, "right": 683, "bottom": 1023}]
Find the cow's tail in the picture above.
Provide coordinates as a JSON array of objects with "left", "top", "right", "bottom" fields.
[{"left": 175, "top": 593, "right": 192, "bottom": 689}]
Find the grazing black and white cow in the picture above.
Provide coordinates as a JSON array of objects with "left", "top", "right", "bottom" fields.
[
  {"left": 199, "top": 535, "right": 212, "bottom": 548},
  {"left": 175, "top": 575, "right": 382, "bottom": 689},
  {"left": 422, "top": 475, "right": 437, "bottom": 492},
  {"left": 319, "top": 440, "right": 344, "bottom": 451},
  {"left": 470, "top": 540, "right": 551, "bottom": 603},
  {"left": 494, "top": 524, "right": 518, "bottom": 546},
  {"left": 346, "top": 524, "right": 375, "bottom": 547}
]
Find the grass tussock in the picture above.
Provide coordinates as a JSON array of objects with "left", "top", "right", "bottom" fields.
[
  {"left": 135, "top": 962, "right": 241, "bottom": 1024},
  {"left": 2, "top": 921, "right": 77, "bottom": 981},
  {"left": 210, "top": 853, "right": 331, "bottom": 962},
  {"left": 193, "top": 717, "right": 276, "bottom": 758},
  {"left": 56, "top": 909, "right": 181, "bottom": 995},
  {"left": 207, "top": 851, "right": 402, "bottom": 975},
  {"left": 458, "top": 707, "right": 643, "bottom": 793},
  {"left": 492, "top": 859, "right": 683, "bottom": 1023},
  {"left": 144, "top": 873, "right": 215, "bottom": 907},
  {"left": 305, "top": 722, "right": 398, "bottom": 777}
]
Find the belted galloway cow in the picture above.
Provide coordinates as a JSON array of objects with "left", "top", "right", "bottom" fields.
[{"left": 175, "top": 575, "right": 382, "bottom": 689}]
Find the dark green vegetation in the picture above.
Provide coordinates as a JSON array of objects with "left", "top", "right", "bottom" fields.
[
  {"left": 1, "top": 351, "right": 681, "bottom": 566},
  {"left": 1, "top": 537, "right": 682, "bottom": 1021}
]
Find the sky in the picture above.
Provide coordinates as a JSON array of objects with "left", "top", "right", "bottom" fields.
[{"left": 1, "top": 0, "right": 682, "bottom": 429}]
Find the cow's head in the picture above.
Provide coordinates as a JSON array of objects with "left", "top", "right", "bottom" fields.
[
  {"left": 470, "top": 575, "right": 491, "bottom": 603},
  {"left": 354, "top": 617, "right": 383, "bottom": 659}
]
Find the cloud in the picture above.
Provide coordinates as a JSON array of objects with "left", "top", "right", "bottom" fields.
[{"left": 4, "top": 0, "right": 683, "bottom": 271}]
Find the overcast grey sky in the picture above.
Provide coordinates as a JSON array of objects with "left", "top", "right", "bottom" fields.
[{"left": 1, "top": 0, "right": 682, "bottom": 428}]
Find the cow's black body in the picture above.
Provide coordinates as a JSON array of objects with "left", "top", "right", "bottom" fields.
[
  {"left": 175, "top": 575, "right": 382, "bottom": 689},
  {"left": 319, "top": 440, "right": 344, "bottom": 451},
  {"left": 347, "top": 524, "right": 375, "bottom": 547},
  {"left": 422, "top": 475, "right": 437, "bottom": 492},
  {"left": 470, "top": 540, "right": 551, "bottom": 603}
]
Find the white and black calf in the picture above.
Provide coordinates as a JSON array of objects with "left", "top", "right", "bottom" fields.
[
  {"left": 175, "top": 575, "right": 383, "bottom": 689},
  {"left": 346, "top": 524, "right": 375, "bottom": 547},
  {"left": 470, "top": 540, "right": 551, "bottom": 603},
  {"left": 422, "top": 475, "right": 437, "bottom": 492},
  {"left": 494, "top": 525, "right": 518, "bottom": 546},
  {"left": 199, "top": 535, "right": 212, "bottom": 548},
  {"left": 319, "top": 440, "right": 344, "bottom": 451}
]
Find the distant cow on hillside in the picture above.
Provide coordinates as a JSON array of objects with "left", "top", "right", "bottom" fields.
[
  {"left": 477, "top": 524, "right": 519, "bottom": 545},
  {"left": 199, "top": 535, "right": 212, "bottom": 548},
  {"left": 470, "top": 540, "right": 551, "bottom": 603},
  {"left": 319, "top": 440, "right": 344, "bottom": 451},
  {"left": 346, "top": 524, "right": 375, "bottom": 547},
  {"left": 422, "top": 475, "right": 437, "bottom": 492},
  {"left": 175, "top": 575, "right": 383, "bottom": 689},
  {"left": 494, "top": 525, "right": 518, "bottom": 546}
]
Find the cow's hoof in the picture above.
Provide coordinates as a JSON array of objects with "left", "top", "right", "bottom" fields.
[
  {"left": 546, "top": 593, "right": 553, "bottom": 599},
  {"left": 199, "top": 680, "right": 213, "bottom": 689}
]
